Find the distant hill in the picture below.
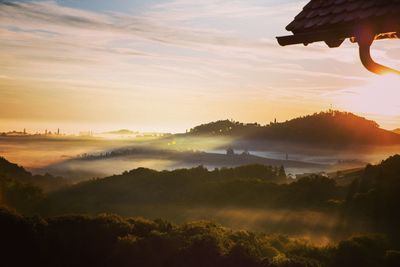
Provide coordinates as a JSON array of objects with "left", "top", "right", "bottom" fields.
[
  {"left": 393, "top": 128, "right": 400, "bottom": 134},
  {"left": 187, "top": 110, "right": 400, "bottom": 146},
  {"left": 104, "top": 129, "right": 137, "bottom": 135}
]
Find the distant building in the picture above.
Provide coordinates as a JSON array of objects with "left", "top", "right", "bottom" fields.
[
  {"left": 241, "top": 149, "right": 250, "bottom": 156},
  {"left": 226, "top": 147, "right": 235, "bottom": 156}
]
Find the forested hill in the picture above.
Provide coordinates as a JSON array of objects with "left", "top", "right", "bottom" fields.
[
  {"left": 0, "top": 157, "right": 31, "bottom": 180},
  {"left": 186, "top": 111, "right": 400, "bottom": 145},
  {"left": 345, "top": 155, "right": 400, "bottom": 239},
  {"left": 3, "top": 208, "right": 398, "bottom": 267},
  {"left": 41, "top": 165, "right": 290, "bottom": 215},
  {"left": 0, "top": 157, "right": 67, "bottom": 192}
]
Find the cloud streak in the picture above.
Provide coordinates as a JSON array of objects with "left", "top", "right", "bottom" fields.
[
  {"left": 0, "top": 0, "right": 399, "bottom": 131},
  {"left": 0, "top": 1, "right": 277, "bottom": 50}
]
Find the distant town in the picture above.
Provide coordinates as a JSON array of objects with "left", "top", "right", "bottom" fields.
[
  {"left": 0, "top": 128, "right": 64, "bottom": 137},
  {"left": 0, "top": 128, "right": 171, "bottom": 138}
]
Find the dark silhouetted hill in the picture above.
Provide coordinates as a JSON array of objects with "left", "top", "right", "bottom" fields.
[
  {"left": 0, "top": 157, "right": 31, "bottom": 180},
  {"left": 0, "top": 157, "right": 68, "bottom": 192},
  {"left": 188, "top": 120, "right": 261, "bottom": 136},
  {"left": 345, "top": 154, "right": 400, "bottom": 240},
  {"left": 187, "top": 111, "right": 400, "bottom": 146}
]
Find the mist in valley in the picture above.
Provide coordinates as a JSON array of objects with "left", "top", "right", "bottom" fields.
[{"left": 1, "top": 133, "right": 399, "bottom": 181}]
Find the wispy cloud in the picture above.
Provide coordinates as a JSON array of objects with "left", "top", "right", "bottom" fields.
[
  {"left": 0, "top": 0, "right": 398, "bottom": 130},
  {"left": 148, "top": 0, "right": 305, "bottom": 21},
  {"left": 0, "top": 1, "right": 276, "bottom": 49}
]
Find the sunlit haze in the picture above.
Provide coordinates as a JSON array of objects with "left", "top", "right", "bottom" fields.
[{"left": 336, "top": 74, "right": 400, "bottom": 128}]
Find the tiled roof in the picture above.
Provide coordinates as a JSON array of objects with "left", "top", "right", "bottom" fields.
[
  {"left": 286, "top": 0, "right": 400, "bottom": 34},
  {"left": 277, "top": 0, "right": 400, "bottom": 47},
  {"left": 277, "top": 0, "right": 400, "bottom": 74}
]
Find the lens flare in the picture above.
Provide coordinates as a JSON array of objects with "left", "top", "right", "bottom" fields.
[{"left": 336, "top": 74, "right": 400, "bottom": 127}]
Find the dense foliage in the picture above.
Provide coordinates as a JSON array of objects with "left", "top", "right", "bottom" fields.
[
  {"left": 0, "top": 157, "right": 68, "bottom": 192},
  {"left": 1, "top": 155, "right": 400, "bottom": 266},
  {"left": 344, "top": 155, "right": 400, "bottom": 240},
  {"left": 1, "top": 208, "right": 399, "bottom": 267},
  {"left": 40, "top": 165, "right": 346, "bottom": 216},
  {"left": 0, "top": 174, "right": 44, "bottom": 214}
]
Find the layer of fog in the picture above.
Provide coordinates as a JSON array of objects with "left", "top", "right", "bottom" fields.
[
  {"left": 96, "top": 205, "right": 371, "bottom": 246},
  {"left": 1, "top": 135, "right": 399, "bottom": 181}
]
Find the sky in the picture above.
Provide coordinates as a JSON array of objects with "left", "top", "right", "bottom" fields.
[{"left": 0, "top": 0, "right": 399, "bottom": 133}]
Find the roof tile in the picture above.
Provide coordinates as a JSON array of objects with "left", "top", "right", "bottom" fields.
[{"left": 286, "top": 0, "right": 400, "bottom": 33}]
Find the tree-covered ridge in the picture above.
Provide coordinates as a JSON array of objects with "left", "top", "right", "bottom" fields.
[
  {"left": 35, "top": 154, "right": 400, "bottom": 243},
  {"left": 0, "top": 157, "right": 69, "bottom": 215},
  {"left": 345, "top": 155, "right": 400, "bottom": 240},
  {"left": 0, "top": 157, "right": 31, "bottom": 180},
  {"left": 1, "top": 208, "right": 399, "bottom": 267},
  {"left": 42, "top": 164, "right": 306, "bottom": 214},
  {"left": 0, "top": 157, "right": 68, "bottom": 192},
  {"left": 0, "top": 174, "right": 44, "bottom": 214},
  {"left": 2, "top": 155, "right": 400, "bottom": 258},
  {"left": 40, "top": 164, "right": 350, "bottom": 216},
  {"left": 187, "top": 111, "right": 400, "bottom": 145},
  {"left": 189, "top": 119, "right": 261, "bottom": 135}
]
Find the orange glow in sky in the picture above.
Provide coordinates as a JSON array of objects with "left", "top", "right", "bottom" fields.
[
  {"left": 335, "top": 74, "right": 400, "bottom": 128},
  {"left": 0, "top": 1, "right": 399, "bottom": 133}
]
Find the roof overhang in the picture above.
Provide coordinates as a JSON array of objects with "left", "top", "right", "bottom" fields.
[
  {"left": 277, "top": 27, "right": 353, "bottom": 47},
  {"left": 277, "top": 22, "right": 400, "bottom": 75}
]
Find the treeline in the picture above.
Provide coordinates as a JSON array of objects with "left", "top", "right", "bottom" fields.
[
  {"left": 2, "top": 155, "right": 400, "bottom": 246},
  {"left": 0, "top": 157, "right": 68, "bottom": 192},
  {"left": 344, "top": 155, "right": 400, "bottom": 240},
  {"left": 3, "top": 155, "right": 400, "bottom": 234},
  {"left": 0, "top": 158, "right": 290, "bottom": 214},
  {"left": 40, "top": 165, "right": 346, "bottom": 216},
  {"left": 0, "top": 157, "right": 69, "bottom": 215},
  {"left": 0, "top": 174, "right": 44, "bottom": 214},
  {"left": 188, "top": 119, "right": 261, "bottom": 135},
  {"left": 1, "top": 208, "right": 400, "bottom": 267},
  {"left": 187, "top": 111, "right": 400, "bottom": 145}
]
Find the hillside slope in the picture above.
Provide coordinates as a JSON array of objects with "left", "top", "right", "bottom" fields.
[
  {"left": 0, "top": 157, "right": 67, "bottom": 192},
  {"left": 187, "top": 111, "right": 400, "bottom": 146},
  {"left": 345, "top": 154, "right": 400, "bottom": 239},
  {"left": 40, "top": 164, "right": 347, "bottom": 217}
]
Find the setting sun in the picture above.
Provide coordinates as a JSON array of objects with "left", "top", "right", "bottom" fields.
[{"left": 336, "top": 74, "right": 400, "bottom": 128}]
